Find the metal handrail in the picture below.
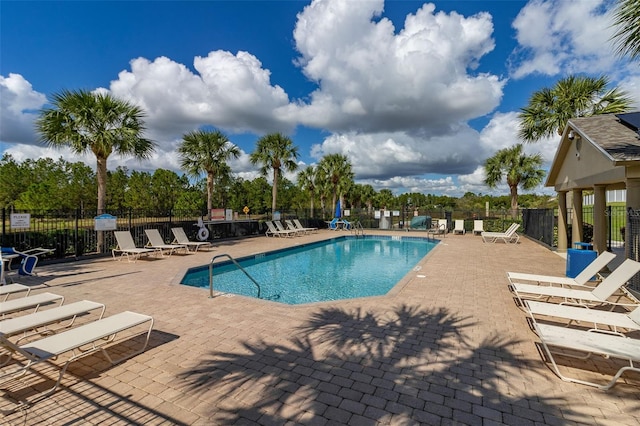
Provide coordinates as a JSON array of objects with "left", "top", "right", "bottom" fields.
[
  {"left": 209, "top": 254, "right": 261, "bottom": 299},
  {"left": 350, "top": 221, "right": 365, "bottom": 237}
]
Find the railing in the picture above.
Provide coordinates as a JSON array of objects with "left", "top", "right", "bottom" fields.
[
  {"left": 209, "top": 254, "right": 261, "bottom": 299},
  {"left": 350, "top": 221, "right": 365, "bottom": 237}
]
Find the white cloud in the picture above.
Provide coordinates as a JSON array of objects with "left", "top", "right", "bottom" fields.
[
  {"left": 311, "top": 125, "right": 484, "bottom": 180},
  {"left": 109, "top": 53, "right": 292, "bottom": 142},
  {"left": 0, "top": 73, "right": 46, "bottom": 144},
  {"left": 510, "top": 0, "right": 620, "bottom": 78},
  {"left": 288, "top": 0, "right": 505, "bottom": 132}
]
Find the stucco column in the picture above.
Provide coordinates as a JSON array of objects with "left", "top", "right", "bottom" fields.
[
  {"left": 593, "top": 185, "right": 607, "bottom": 253},
  {"left": 626, "top": 178, "right": 640, "bottom": 259},
  {"left": 557, "top": 191, "right": 568, "bottom": 252},
  {"left": 571, "top": 188, "right": 583, "bottom": 245}
]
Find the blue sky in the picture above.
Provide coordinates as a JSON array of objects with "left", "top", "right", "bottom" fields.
[{"left": 1, "top": 0, "right": 638, "bottom": 196}]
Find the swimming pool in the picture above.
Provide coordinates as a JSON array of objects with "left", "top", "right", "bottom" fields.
[{"left": 180, "top": 235, "right": 437, "bottom": 304}]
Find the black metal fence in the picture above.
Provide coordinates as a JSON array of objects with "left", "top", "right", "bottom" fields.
[
  {"left": 627, "top": 208, "right": 640, "bottom": 293},
  {"left": 0, "top": 208, "right": 264, "bottom": 260},
  {"left": 1, "top": 205, "right": 632, "bottom": 269}
]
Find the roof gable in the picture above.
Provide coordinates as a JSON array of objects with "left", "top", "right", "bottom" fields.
[{"left": 545, "top": 112, "right": 640, "bottom": 190}]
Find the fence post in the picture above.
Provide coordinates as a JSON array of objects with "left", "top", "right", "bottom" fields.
[
  {"left": 1, "top": 207, "right": 5, "bottom": 245},
  {"left": 75, "top": 208, "right": 80, "bottom": 257}
]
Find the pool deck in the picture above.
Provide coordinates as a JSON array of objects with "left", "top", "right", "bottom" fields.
[{"left": 1, "top": 230, "right": 639, "bottom": 425}]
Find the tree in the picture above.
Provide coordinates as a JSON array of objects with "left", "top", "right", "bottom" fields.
[
  {"left": 611, "top": 0, "right": 640, "bottom": 61},
  {"left": 151, "top": 169, "right": 189, "bottom": 213},
  {"left": 36, "top": 89, "right": 154, "bottom": 252},
  {"left": 376, "top": 189, "right": 395, "bottom": 210},
  {"left": 297, "top": 165, "right": 318, "bottom": 218},
  {"left": 518, "top": 75, "right": 633, "bottom": 142},
  {"left": 317, "top": 154, "right": 354, "bottom": 218},
  {"left": 126, "top": 171, "right": 153, "bottom": 211},
  {"left": 178, "top": 129, "right": 240, "bottom": 217},
  {"left": 0, "top": 154, "right": 29, "bottom": 209},
  {"left": 360, "top": 184, "right": 377, "bottom": 214},
  {"left": 36, "top": 89, "right": 154, "bottom": 212},
  {"left": 107, "top": 166, "right": 129, "bottom": 211},
  {"left": 250, "top": 133, "right": 299, "bottom": 215},
  {"left": 484, "top": 144, "right": 545, "bottom": 218}
]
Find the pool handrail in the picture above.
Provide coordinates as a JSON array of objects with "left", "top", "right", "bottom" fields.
[{"left": 209, "top": 254, "right": 261, "bottom": 299}]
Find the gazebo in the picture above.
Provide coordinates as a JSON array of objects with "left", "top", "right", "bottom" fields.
[{"left": 545, "top": 112, "right": 640, "bottom": 257}]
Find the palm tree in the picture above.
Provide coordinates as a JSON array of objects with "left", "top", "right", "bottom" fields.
[
  {"left": 611, "top": 0, "right": 640, "bottom": 61},
  {"left": 518, "top": 75, "right": 633, "bottom": 142},
  {"left": 359, "top": 184, "right": 377, "bottom": 214},
  {"left": 36, "top": 89, "right": 155, "bottom": 252},
  {"left": 484, "top": 144, "right": 545, "bottom": 218},
  {"left": 178, "top": 129, "right": 240, "bottom": 216},
  {"left": 297, "top": 165, "right": 317, "bottom": 218},
  {"left": 250, "top": 133, "right": 299, "bottom": 215},
  {"left": 317, "top": 154, "right": 354, "bottom": 218}
]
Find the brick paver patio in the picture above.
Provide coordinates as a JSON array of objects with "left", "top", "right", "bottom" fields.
[{"left": 1, "top": 230, "right": 639, "bottom": 425}]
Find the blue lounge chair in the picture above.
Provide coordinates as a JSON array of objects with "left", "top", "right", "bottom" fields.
[{"left": 1, "top": 247, "right": 53, "bottom": 277}]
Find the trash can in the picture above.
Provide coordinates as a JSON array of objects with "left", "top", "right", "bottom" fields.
[{"left": 566, "top": 248, "right": 597, "bottom": 278}]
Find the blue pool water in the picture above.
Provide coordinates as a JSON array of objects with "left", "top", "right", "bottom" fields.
[{"left": 180, "top": 235, "right": 437, "bottom": 305}]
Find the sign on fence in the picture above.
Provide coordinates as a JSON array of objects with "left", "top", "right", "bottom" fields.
[
  {"left": 94, "top": 214, "right": 117, "bottom": 231},
  {"left": 10, "top": 213, "right": 30, "bottom": 229}
]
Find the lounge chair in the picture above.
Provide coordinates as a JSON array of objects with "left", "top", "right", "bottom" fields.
[
  {"left": 1, "top": 247, "right": 53, "bottom": 277},
  {"left": 286, "top": 219, "right": 309, "bottom": 235},
  {"left": 507, "top": 251, "right": 616, "bottom": 288},
  {"left": 171, "top": 227, "right": 213, "bottom": 252},
  {"left": 0, "top": 311, "right": 153, "bottom": 409},
  {"left": 532, "top": 318, "right": 640, "bottom": 390},
  {"left": 275, "top": 220, "right": 300, "bottom": 236},
  {"left": 294, "top": 219, "right": 317, "bottom": 233},
  {"left": 472, "top": 220, "right": 484, "bottom": 235},
  {"left": 453, "top": 220, "right": 465, "bottom": 235},
  {"left": 342, "top": 219, "right": 352, "bottom": 230},
  {"left": 0, "top": 283, "right": 31, "bottom": 302},
  {"left": 328, "top": 218, "right": 340, "bottom": 231},
  {"left": 144, "top": 229, "right": 188, "bottom": 256},
  {"left": 0, "top": 292, "right": 64, "bottom": 317},
  {"left": 526, "top": 300, "right": 640, "bottom": 336},
  {"left": 0, "top": 300, "right": 106, "bottom": 365},
  {"left": 265, "top": 221, "right": 296, "bottom": 237},
  {"left": 112, "top": 230, "right": 158, "bottom": 262},
  {"left": 481, "top": 223, "right": 520, "bottom": 243},
  {"left": 510, "top": 258, "right": 640, "bottom": 309}
]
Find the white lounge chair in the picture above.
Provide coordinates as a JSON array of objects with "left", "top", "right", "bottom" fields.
[
  {"left": 510, "top": 258, "right": 640, "bottom": 309},
  {"left": 507, "top": 251, "right": 616, "bottom": 288},
  {"left": 0, "top": 300, "right": 106, "bottom": 365},
  {"left": 526, "top": 300, "right": 640, "bottom": 336},
  {"left": 275, "top": 220, "right": 300, "bottom": 236},
  {"left": 0, "top": 283, "right": 31, "bottom": 301},
  {"left": 0, "top": 311, "right": 153, "bottom": 409},
  {"left": 481, "top": 223, "right": 520, "bottom": 243},
  {"left": 472, "top": 220, "right": 484, "bottom": 235},
  {"left": 171, "top": 227, "right": 213, "bottom": 252},
  {"left": 145, "top": 229, "right": 188, "bottom": 256},
  {"left": 294, "top": 219, "right": 317, "bottom": 233},
  {"left": 533, "top": 320, "right": 640, "bottom": 390},
  {"left": 112, "top": 231, "right": 158, "bottom": 262},
  {"left": 284, "top": 219, "right": 305, "bottom": 235},
  {"left": 453, "top": 220, "right": 465, "bottom": 235},
  {"left": 265, "top": 221, "right": 296, "bottom": 237},
  {"left": 0, "top": 292, "right": 64, "bottom": 317}
]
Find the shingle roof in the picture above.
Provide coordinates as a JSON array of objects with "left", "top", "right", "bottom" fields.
[{"left": 569, "top": 113, "right": 640, "bottom": 162}]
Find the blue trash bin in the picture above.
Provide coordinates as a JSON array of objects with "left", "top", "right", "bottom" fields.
[{"left": 566, "top": 248, "right": 597, "bottom": 278}]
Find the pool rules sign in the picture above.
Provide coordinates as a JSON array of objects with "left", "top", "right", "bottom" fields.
[{"left": 94, "top": 214, "right": 117, "bottom": 231}]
